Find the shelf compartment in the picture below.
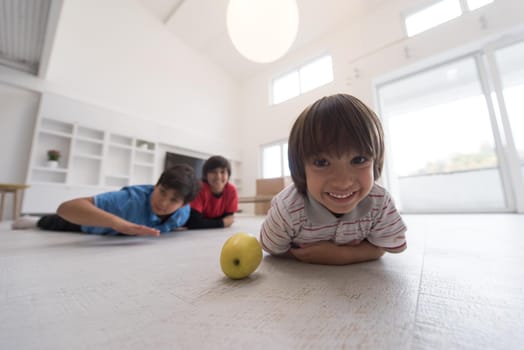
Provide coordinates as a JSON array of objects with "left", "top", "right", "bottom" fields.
[
  {"left": 35, "top": 133, "right": 71, "bottom": 168},
  {"left": 104, "top": 175, "right": 130, "bottom": 187},
  {"left": 134, "top": 150, "right": 154, "bottom": 164},
  {"left": 135, "top": 139, "right": 155, "bottom": 151},
  {"left": 69, "top": 157, "right": 101, "bottom": 186},
  {"left": 106, "top": 145, "right": 132, "bottom": 175},
  {"left": 110, "top": 133, "right": 133, "bottom": 147},
  {"left": 31, "top": 168, "right": 67, "bottom": 183},
  {"left": 132, "top": 165, "right": 154, "bottom": 185},
  {"left": 77, "top": 126, "right": 104, "bottom": 141},
  {"left": 73, "top": 154, "right": 103, "bottom": 160},
  {"left": 41, "top": 118, "right": 74, "bottom": 135},
  {"left": 74, "top": 139, "right": 103, "bottom": 157}
]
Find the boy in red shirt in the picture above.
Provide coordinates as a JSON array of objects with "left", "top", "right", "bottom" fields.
[{"left": 186, "top": 156, "right": 238, "bottom": 229}]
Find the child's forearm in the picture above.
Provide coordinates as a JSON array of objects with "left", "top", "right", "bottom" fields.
[
  {"left": 57, "top": 197, "right": 127, "bottom": 229},
  {"left": 336, "top": 240, "right": 385, "bottom": 265},
  {"left": 290, "top": 240, "right": 385, "bottom": 265},
  {"left": 57, "top": 197, "right": 160, "bottom": 236}
]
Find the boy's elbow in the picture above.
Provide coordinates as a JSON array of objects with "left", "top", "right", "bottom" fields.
[
  {"left": 369, "top": 247, "right": 386, "bottom": 261},
  {"left": 56, "top": 201, "right": 70, "bottom": 216},
  {"left": 384, "top": 243, "right": 407, "bottom": 254},
  {"left": 56, "top": 197, "right": 93, "bottom": 217}
]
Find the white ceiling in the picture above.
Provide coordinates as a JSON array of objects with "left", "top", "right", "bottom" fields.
[
  {"left": 140, "top": 0, "right": 388, "bottom": 81},
  {"left": 0, "top": 0, "right": 387, "bottom": 80}
]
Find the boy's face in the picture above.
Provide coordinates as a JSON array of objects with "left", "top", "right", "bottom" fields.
[
  {"left": 206, "top": 167, "right": 229, "bottom": 194},
  {"left": 150, "top": 185, "right": 185, "bottom": 216},
  {"left": 304, "top": 152, "right": 374, "bottom": 215}
]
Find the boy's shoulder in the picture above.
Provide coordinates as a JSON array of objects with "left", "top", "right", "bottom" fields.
[
  {"left": 366, "top": 183, "right": 390, "bottom": 205},
  {"left": 369, "top": 183, "right": 387, "bottom": 196},
  {"left": 118, "top": 184, "right": 154, "bottom": 198},
  {"left": 273, "top": 184, "right": 306, "bottom": 213},
  {"left": 225, "top": 181, "right": 237, "bottom": 193}
]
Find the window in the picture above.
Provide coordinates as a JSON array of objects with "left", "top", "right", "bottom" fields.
[
  {"left": 299, "top": 55, "right": 334, "bottom": 93},
  {"left": 404, "top": 0, "right": 462, "bottom": 37},
  {"left": 378, "top": 56, "right": 507, "bottom": 212},
  {"left": 271, "top": 55, "right": 333, "bottom": 105},
  {"left": 494, "top": 40, "right": 524, "bottom": 185},
  {"left": 272, "top": 72, "right": 299, "bottom": 105},
  {"left": 261, "top": 141, "right": 290, "bottom": 178},
  {"left": 404, "top": 0, "right": 495, "bottom": 37},
  {"left": 467, "top": 0, "right": 494, "bottom": 11},
  {"left": 377, "top": 36, "right": 524, "bottom": 213}
]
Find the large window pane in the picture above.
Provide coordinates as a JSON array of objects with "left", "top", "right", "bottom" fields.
[
  {"left": 299, "top": 55, "right": 333, "bottom": 93},
  {"left": 272, "top": 71, "right": 299, "bottom": 104},
  {"left": 405, "top": 0, "right": 462, "bottom": 37},
  {"left": 467, "top": 0, "right": 494, "bottom": 11},
  {"left": 271, "top": 55, "right": 333, "bottom": 105},
  {"left": 495, "top": 41, "right": 524, "bottom": 183},
  {"left": 262, "top": 145, "right": 282, "bottom": 178},
  {"left": 379, "top": 57, "right": 505, "bottom": 212},
  {"left": 262, "top": 142, "right": 290, "bottom": 179}
]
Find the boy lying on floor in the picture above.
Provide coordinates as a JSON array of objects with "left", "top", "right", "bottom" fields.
[{"left": 12, "top": 164, "right": 200, "bottom": 236}]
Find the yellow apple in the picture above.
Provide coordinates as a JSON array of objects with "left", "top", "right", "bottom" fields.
[{"left": 220, "top": 232, "right": 263, "bottom": 279}]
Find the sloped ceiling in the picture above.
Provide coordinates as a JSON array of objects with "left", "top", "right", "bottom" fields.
[
  {"left": 0, "top": 0, "right": 387, "bottom": 80},
  {"left": 140, "top": 0, "right": 388, "bottom": 80},
  {"left": 0, "top": 0, "right": 51, "bottom": 74}
]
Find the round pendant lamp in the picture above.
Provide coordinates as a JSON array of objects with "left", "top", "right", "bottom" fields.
[{"left": 226, "top": 0, "right": 299, "bottom": 63}]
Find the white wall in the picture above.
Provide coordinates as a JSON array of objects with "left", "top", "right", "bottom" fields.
[
  {"left": 0, "top": 84, "right": 40, "bottom": 219},
  {"left": 43, "top": 0, "right": 240, "bottom": 159},
  {"left": 237, "top": 0, "right": 524, "bottom": 197}
]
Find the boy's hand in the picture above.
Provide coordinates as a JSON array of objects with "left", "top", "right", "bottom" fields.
[
  {"left": 222, "top": 215, "right": 234, "bottom": 228},
  {"left": 114, "top": 222, "right": 160, "bottom": 237}
]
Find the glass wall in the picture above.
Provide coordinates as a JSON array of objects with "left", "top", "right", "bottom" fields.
[
  {"left": 378, "top": 34, "right": 524, "bottom": 213},
  {"left": 494, "top": 41, "right": 524, "bottom": 184},
  {"left": 378, "top": 56, "right": 506, "bottom": 212}
]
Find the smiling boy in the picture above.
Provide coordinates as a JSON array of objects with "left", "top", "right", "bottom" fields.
[
  {"left": 260, "top": 93, "right": 407, "bottom": 265},
  {"left": 186, "top": 155, "right": 238, "bottom": 229}
]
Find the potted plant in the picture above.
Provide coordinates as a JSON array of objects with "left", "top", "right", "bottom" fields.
[{"left": 47, "top": 149, "right": 61, "bottom": 168}]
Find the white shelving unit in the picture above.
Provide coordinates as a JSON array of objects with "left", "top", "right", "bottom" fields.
[{"left": 24, "top": 116, "right": 157, "bottom": 213}]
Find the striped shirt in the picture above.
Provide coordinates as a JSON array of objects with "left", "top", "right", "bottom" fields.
[{"left": 260, "top": 183, "right": 407, "bottom": 255}]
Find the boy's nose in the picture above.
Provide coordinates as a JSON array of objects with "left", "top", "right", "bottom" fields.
[
  {"left": 331, "top": 169, "right": 356, "bottom": 186},
  {"left": 158, "top": 198, "right": 170, "bottom": 209}
]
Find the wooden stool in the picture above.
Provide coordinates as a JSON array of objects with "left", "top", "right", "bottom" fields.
[{"left": 0, "top": 183, "right": 30, "bottom": 221}]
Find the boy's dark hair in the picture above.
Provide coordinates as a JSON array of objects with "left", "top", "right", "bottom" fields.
[
  {"left": 156, "top": 164, "right": 200, "bottom": 204},
  {"left": 288, "top": 93, "right": 385, "bottom": 195},
  {"left": 201, "top": 155, "right": 231, "bottom": 182}
]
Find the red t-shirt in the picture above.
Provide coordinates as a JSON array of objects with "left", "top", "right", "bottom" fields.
[{"left": 190, "top": 182, "right": 238, "bottom": 218}]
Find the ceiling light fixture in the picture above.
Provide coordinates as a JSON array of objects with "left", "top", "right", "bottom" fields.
[{"left": 226, "top": 0, "right": 299, "bottom": 63}]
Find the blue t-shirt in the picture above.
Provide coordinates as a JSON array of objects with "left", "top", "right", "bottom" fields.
[{"left": 81, "top": 185, "right": 190, "bottom": 235}]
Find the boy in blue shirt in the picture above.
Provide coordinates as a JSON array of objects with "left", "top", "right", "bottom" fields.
[{"left": 12, "top": 164, "right": 200, "bottom": 236}]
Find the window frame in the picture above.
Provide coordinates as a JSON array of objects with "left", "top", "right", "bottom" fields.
[
  {"left": 402, "top": 0, "right": 463, "bottom": 38},
  {"left": 270, "top": 54, "right": 333, "bottom": 105},
  {"left": 401, "top": 0, "right": 496, "bottom": 38}
]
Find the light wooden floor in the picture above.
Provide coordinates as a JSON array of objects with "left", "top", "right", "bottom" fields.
[{"left": 1, "top": 214, "right": 523, "bottom": 349}]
